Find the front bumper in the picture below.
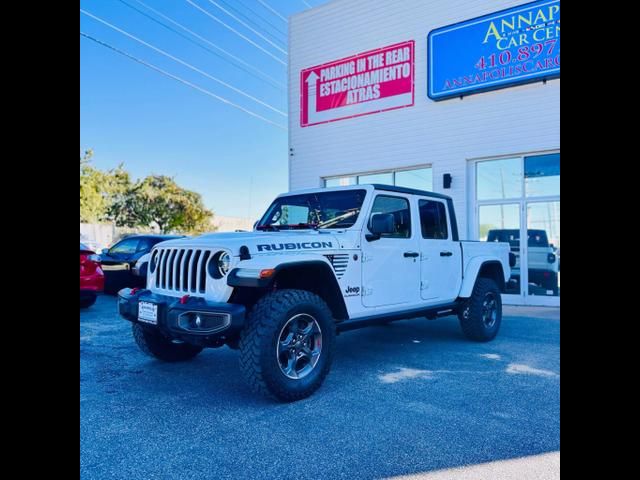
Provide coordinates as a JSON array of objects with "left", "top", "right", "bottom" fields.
[{"left": 117, "top": 289, "right": 246, "bottom": 346}]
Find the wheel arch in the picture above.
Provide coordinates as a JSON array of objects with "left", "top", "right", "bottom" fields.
[
  {"left": 459, "top": 258, "right": 507, "bottom": 297},
  {"left": 271, "top": 261, "right": 349, "bottom": 321},
  {"left": 228, "top": 259, "right": 349, "bottom": 321}
]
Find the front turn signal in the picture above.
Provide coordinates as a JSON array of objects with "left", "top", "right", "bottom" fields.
[{"left": 259, "top": 269, "right": 276, "bottom": 279}]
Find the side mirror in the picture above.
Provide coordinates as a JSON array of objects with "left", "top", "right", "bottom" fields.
[
  {"left": 101, "top": 248, "right": 109, "bottom": 255},
  {"left": 366, "top": 213, "right": 395, "bottom": 241}
]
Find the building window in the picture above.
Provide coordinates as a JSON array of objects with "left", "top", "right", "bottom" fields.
[
  {"left": 324, "top": 166, "right": 433, "bottom": 191},
  {"left": 358, "top": 172, "right": 393, "bottom": 185},
  {"left": 474, "top": 152, "right": 560, "bottom": 301},
  {"left": 395, "top": 167, "right": 433, "bottom": 190},
  {"left": 324, "top": 176, "right": 357, "bottom": 187},
  {"left": 525, "top": 153, "right": 560, "bottom": 197},
  {"left": 476, "top": 157, "right": 522, "bottom": 200}
]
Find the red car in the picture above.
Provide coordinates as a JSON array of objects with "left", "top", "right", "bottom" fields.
[{"left": 80, "top": 243, "right": 104, "bottom": 308}]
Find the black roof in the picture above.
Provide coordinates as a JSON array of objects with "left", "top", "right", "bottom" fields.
[{"left": 370, "top": 184, "right": 452, "bottom": 201}]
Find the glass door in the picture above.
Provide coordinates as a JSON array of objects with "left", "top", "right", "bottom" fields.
[
  {"left": 525, "top": 200, "right": 560, "bottom": 305},
  {"left": 478, "top": 203, "right": 523, "bottom": 302},
  {"left": 472, "top": 152, "right": 559, "bottom": 306}
]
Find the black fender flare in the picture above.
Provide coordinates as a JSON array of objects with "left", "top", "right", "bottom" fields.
[{"left": 227, "top": 261, "right": 349, "bottom": 320}]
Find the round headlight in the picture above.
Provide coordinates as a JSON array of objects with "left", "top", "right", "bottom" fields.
[{"left": 217, "top": 251, "right": 230, "bottom": 277}]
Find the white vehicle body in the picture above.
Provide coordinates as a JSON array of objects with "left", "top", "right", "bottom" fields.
[
  {"left": 120, "top": 184, "right": 511, "bottom": 401},
  {"left": 145, "top": 184, "right": 510, "bottom": 321},
  {"left": 132, "top": 252, "right": 151, "bottom": 277}
]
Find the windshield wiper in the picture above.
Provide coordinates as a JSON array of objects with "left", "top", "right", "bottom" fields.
[
  {"left": 256, "top": 225, "right": 280, "bottom": 231},
  {"left": 317, "top": 209, "right": 359, "bottom": 228},
  {"left": 275, "top": 223, "right": 319, "bottom": 230}
]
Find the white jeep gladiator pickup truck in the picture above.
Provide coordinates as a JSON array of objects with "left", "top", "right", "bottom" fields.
[{"left": 118, "top": 184, "right": 513, "bottom": 401}]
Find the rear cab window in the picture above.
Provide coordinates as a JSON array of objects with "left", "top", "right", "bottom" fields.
[{"left": 418, "top": 199, "right": 449, "bottom": 240}]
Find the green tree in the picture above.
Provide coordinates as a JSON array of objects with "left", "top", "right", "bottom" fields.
[
  {"left": 116, "top": 175, "right": 214, "bottom": 234},
  {"left": 80, "top": 150, "right": 132, "bottom": 223},
  {"left": 80, "top": 151, "right": 214, "bottom": 234},
  {"left": 80, "top": 149, "right": 107, "bottom": 223}
]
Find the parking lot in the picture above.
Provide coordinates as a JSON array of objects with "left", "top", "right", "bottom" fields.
[{"left": 80, "top": 295, "right": 559, "bottom": 479}]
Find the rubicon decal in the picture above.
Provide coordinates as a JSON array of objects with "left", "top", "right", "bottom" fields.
[
  {"left": 257, "top": 242, "right": 333, "bottom": 252},
  {"left": 300, "top": 41, "right": 414, "bottom": 127}
]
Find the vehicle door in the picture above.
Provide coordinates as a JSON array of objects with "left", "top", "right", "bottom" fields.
[
  {"left": 418, "top": 198, "right": 462, "bottom": 304},
  {"left": 361, "top": 194, "right": 421, "bottom": 308}
]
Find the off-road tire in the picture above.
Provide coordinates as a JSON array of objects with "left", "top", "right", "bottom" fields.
[
  {"left": 132, "top": 323, "right": 203, "bottom": 362},
  {"left": 239, "top": 289, "right": 336, "bottom": 402},
  {"left": 458, "top": 277, "right": 502, "bottom": 342}
]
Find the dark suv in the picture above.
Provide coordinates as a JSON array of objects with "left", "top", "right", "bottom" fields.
[{"left": 100, "top": 235, "right": 184, "bottom": 294}]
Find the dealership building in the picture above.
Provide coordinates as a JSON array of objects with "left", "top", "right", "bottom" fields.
[{"left": 288, "top": 0, "right": 560, "bottom": 306}]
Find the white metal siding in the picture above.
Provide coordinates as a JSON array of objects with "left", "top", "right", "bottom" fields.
[{"left": 288, "top": 0, "right": 560, "bottom": 238}]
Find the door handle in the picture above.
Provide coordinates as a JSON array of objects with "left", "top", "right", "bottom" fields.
[
  {"left": 440, "top": 251, "right": 453, "bottom": 257},
  {"left": 404, "top": 252, "right": 419, "bottom": 258}
]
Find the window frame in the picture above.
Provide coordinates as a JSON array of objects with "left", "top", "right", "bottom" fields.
[
  {"left": 324, "top": 165, "right": 433, "bottom": 191},
  {"left": 418, "top": 198, "right": 449, "bottom": 240},
  {"left": 257, "top": 189, "right": 368, "bottom": 230},
  {"left": 368, "top": 194, "right": 413, "bottom": 240}
]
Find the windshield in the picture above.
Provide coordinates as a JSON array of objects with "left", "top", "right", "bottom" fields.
[{"left": 257, "top": 190, "right": 367, "bottom": 230}]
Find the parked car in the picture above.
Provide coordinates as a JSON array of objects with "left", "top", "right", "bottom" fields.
[
  {"left": 80, "top": 243, "right": 104, "bottom": 308},
  {"left": 100, "top": 235, "right": 185, "bottom": 294},
  {"left": 118, "top": 184, "right": 511, "bottom": 401},
  {"left": 487, "top": 229, "right": 559, "bottom": 295}
]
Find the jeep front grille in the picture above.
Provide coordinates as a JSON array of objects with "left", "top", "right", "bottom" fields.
[
  {"left": 152, "top": 248, "right": 212, "bottom": 295},
  {"left": 326, "top": 254, "right": 349, "bottom": 279}
]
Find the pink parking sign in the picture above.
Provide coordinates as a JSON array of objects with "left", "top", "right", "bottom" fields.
[{"left": 300, "top": 40, "right": 415, "bottom": 127}]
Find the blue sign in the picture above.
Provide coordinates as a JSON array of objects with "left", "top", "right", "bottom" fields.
[{"left": 428, "top": 0, "right": 560, "bottom": 101}]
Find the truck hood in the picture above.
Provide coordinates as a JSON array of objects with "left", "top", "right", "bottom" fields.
[{"left": 155, "top": 230, "right": 350, "bottom": 256}]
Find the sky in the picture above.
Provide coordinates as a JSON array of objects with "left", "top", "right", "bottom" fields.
[{"left": 80, "top": 0, "right": 330, "bottom": 221}]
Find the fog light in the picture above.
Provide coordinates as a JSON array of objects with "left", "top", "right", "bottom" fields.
[{"left": 177, "top": 311, "right": 231, "bottom": 333}]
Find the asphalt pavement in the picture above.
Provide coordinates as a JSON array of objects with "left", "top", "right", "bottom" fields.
[{"left": 80, "top": 295, "right": 560, "bottom": 480}]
